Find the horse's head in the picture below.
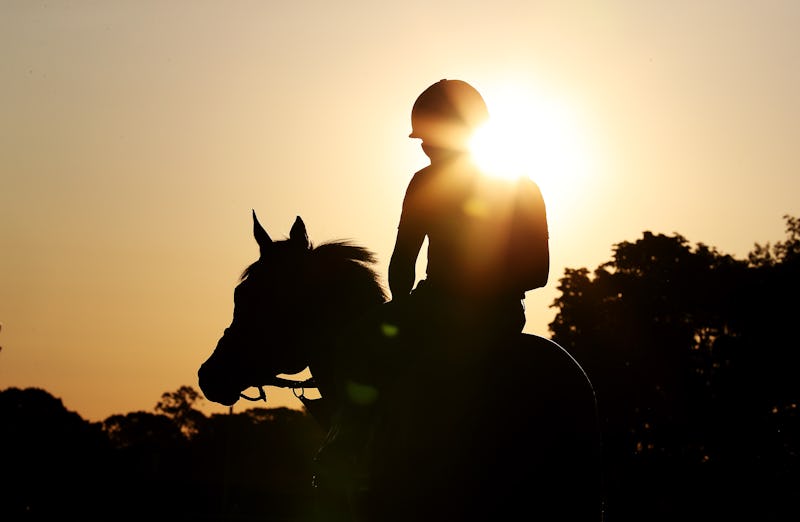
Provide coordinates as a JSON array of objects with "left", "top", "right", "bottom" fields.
[{"left": 199, "top": 211, "right": 386, "bottom": 406}]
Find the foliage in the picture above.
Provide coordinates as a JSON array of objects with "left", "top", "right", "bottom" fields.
[
  {"left": 154, "top": 384, "right": 205, "bottom": 438},
  {"left": 0, "top": 385, "right": 324, "bottom": 521},
  {"left": 0, "top": 387, "right": 112, "bottom": 520},
  {"left": 748, "top": 214, "right": 800, "bottom": 267},
  {"left": 549, "top": 214, "right": 800, "bottom": 521}
]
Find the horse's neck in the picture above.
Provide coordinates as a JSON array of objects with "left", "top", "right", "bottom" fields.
[
  {"left": 302, "top": 263, "right": 385, "bottom": 406},
  {"left": 307, "top": 346, "right": 335, "bottom": 394},
  {"left": 305, "top": 305, "right": 376, "bottom": 406}
]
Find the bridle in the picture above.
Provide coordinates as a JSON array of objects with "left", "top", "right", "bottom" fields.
[
  {"left": 239, "top": 375, "right": 317, "bottom": 403},
  {"left": 240, "top": 375, "right": 330, "bottom": 428}
]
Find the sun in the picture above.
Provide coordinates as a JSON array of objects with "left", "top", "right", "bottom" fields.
[{"left": 468, "top": 86, "right": 590, "bottom": 195}]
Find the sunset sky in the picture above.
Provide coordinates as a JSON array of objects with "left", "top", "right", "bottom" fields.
[{"left": 2, "top": 1, "right": 798, "bottom": 422}]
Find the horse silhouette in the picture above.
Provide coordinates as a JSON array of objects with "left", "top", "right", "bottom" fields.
[{"left": 199, "top": 211, "right": 604, "bottom": 521}]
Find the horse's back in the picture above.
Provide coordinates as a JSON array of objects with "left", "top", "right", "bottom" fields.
[
  {"left": 366, "top": 332, "right": 603, "bottom": 521},
  {"left": 491, "top": 334, "right": 602, "bottom": 518}
]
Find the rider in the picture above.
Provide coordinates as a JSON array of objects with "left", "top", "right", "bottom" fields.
[
  {"left": 326, "top": 80, "right": 556, "bottom": 521},
  {"left": 388, "top": 78, "right": 550, "bottom": 339}
]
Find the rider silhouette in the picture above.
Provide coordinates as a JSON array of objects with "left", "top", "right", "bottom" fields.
[
  {"left": 323, "top": 80, "right": 600, "bottom": 522},
  {"left": 388, "top": 79, "right": 549, "bottom": 338}
]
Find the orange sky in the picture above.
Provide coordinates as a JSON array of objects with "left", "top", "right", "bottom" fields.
[{"left": 1, "top": 1, "right": 798, "bottom": 421}]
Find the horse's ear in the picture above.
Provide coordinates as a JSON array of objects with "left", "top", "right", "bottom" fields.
[
  {"left": 252, "top": 210, "right": 273, "bottom": 253},
  {"left": 290, "top": 216, "right": 310, "bottom": 249}
]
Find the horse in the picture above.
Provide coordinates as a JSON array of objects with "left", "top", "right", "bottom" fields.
[{"left": 199, "top": 211, "right": 604, "bottom": 522}]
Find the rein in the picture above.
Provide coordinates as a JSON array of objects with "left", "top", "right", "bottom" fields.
[{"left": 239, "top": 376, "right": 317, "bottom": 402}]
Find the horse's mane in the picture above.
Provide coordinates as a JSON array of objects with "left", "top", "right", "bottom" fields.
[
  {"left": 240, "top": 239, "right": 388, "bottom": 302},
  {"left": 315, "top": 240, "right": 377, "bottom": 263},
  {"left": 315, "top": 240, "right": 386, "bottom": 288}
]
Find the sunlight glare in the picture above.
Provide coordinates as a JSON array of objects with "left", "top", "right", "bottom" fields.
[{"left": 469, "top": 87, "right": 589, "bottom": 197}]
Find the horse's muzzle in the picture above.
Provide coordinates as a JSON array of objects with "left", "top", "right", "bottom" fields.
[{"left": 198, "top": 336, "right": 248, "bottom": 406}]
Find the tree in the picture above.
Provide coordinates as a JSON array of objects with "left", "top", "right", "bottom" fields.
[
  {"left": 548, "top": 215, "right": 799, "bottom": 522},
  {"left": 0, "top": 387, "right": 112, "bottom": 520},
  {"left": 0, "top": 385, "right": 326, "bottom": 521},
  {"left": 749, "top": 214, "right": 800, "bottom": 267},
  {"left": 154, "top": 384, "right": 206, "bottom": 438},
  {"left": 188, "top": 407, "right": 324, "bottom": 521},
  {"left": 103, "top": 410, "right": 184, "bottom": 449}
]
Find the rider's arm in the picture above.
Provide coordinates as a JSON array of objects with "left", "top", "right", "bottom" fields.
[
  {"left": 389, "top": 223, "right": 425, "bottom": 300},
  {"left": 509, "top": 178, "right": 550, "bottom": 292},
  {"left": 389, "top": 175, "right": 427, "bottom": 300}
]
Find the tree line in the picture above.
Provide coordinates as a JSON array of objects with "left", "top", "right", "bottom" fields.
[
  {"left": 551, "top": 214, "right": 799, "bottom": 521},
  {"left": 2, "top": 215, "right": 798, "bottom": 521},
  {"left": 1, "top": 385, "right": 325, "bottom": 521}
]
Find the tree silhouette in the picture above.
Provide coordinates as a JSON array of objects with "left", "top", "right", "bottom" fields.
[
  {"left": 549, "top": 215, "right": 799, "bottom": 522},
  {"left": 188, "top": 406, "right": 324, "bottom": 521},
  {"left": 0, "top": 387, "right": 113, "bottom": 520},
  {"left": 154, "top": 384, "right": 206, "bottom": 438},
  {"left": 0, "top": 386, "right": 324, "bottom": 521}
]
